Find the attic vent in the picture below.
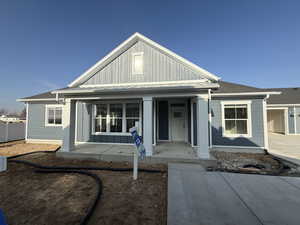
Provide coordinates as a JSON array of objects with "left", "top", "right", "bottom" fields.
[{"left": 132, "top": 52, "right": 143, "bottom": 75}]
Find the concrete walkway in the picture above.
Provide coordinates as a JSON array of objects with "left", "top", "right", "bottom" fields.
[
  {"left": 168, "top": 163, "right": 300, "bottom": 225},
  {"left": 269, "top": 133, "right": 300, "bottom": 165}
]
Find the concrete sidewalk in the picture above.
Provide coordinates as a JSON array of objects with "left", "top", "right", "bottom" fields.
[{"left": 168, "top": 163, "right": 300, "bottom": 225}]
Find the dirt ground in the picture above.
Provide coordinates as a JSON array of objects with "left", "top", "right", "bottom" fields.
[
  {"left": 0, "top": 140, "right": 60, "bottom": 157},
  {"left": 0, "top": 153, "right": 167, "bottom": 225}
]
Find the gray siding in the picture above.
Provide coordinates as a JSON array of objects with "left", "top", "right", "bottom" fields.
[
  {"left": 211, "top": 98, "right": 265, "bottom": 147},
  {"left": 84, "top": 40, "right": 206, "bottom": 85},
  {"left": 288, "top": 107, "right": 295, "bottom": 134},
  {"left": 27, "top": 102, "right": 63, "bottom": 140},
  {"left": 296, "top": 107, "right": 300, "bottom": 134},
  {"left": 76, "top": 101, "right": 133, "bottom": 144}
]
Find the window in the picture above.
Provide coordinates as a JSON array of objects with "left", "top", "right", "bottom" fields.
[
  {"left": 126, "top": 103, "right": 140, "bottom": 132},
  {"left": 94, "top": 104, "right": 107, "bottom": 132},
  {"left": 132, "top": 52, "right": 143, "bottom": 74},
  {"left": 110, "top": 104, "right": 123, "bottom": 132},
  {"left": 93, "top": 102, "right": 140, "bottom": 134},
  {"left": 45, "top": 105, "right": 62, "bottom": 126},
  {"left": 222, "top": 101, "right": 252, "bottom": 137}
]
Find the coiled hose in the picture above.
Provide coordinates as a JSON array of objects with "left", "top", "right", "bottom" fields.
[{"left": 7, "top": 149, "right": 165, "bottom": 225}]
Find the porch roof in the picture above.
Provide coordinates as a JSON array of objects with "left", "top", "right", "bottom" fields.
[{"left": 51, "top": 81, "right": 219, "bottom": 95}]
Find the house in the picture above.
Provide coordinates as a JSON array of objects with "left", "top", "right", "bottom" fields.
[
  {"left": 18, "top": 33, "right": 285, "bottom": 159},
  {"left": 0, "top": 115, "right": 24, "bottom": 123},
  {"left": 264, "top": 88, "right": 300, "bottom": 135}
]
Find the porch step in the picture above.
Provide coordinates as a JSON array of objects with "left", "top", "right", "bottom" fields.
[{"left": 56, "top": 151, "right": 217, "bottom": 167}]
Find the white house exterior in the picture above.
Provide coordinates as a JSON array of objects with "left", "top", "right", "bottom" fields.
[{"left": 18, "top": 33, "right": 283, "bottom": 159}]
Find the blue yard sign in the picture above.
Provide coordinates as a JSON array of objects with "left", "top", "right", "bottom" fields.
[
  {"left": 0, "top": 210, "right": 7, "bottom": 225},
  {"left": 129, "top": 127, "right": 146, "bottom": 160}
]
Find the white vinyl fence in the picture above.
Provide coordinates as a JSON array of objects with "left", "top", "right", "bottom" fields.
[{"left": 0, "top": 122, "right": 25, "bottom": 143}]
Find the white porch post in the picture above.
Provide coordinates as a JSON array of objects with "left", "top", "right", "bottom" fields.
[
  {"left": 196, "top": 95, "right": 210, "bottom": 159},
  {"left": 143, "top": 96, "right": 153, "bottom": 156},
  {"left": 61, "top": 99, "right": 76, "bottom": 152}
]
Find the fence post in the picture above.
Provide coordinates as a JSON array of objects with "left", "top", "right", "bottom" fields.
[{"left": 5, "top": 122, "right": 8, "bottom": 142}]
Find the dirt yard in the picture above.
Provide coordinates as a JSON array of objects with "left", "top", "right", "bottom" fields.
[
  {"left": 0, "top": 153, "right": 167, "bottom": 225},
  {"left": 0, "top": 140, "right": 60, "bottom": 157}
]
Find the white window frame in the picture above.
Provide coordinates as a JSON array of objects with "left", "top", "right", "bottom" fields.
[
  {"left": 132, "top": 52, "right": 144, "bottom": 75},
  {"left": 92, "top": 101, "right": 141, "bottom": 136},
  {"left": 221, "top": 100, "right": 252, "bottom": 138},
  {"left": 45, "top": 104, "right": 63, "bottom": 127}
]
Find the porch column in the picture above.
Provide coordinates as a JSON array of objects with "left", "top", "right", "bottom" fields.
[
  {"left": 196, "top": 95, "right": 210, "bottom": 159},
  {"left": 143, "top": 97, "right": 153, "bottom": 156},
  {"left": 61, "top": 99, "right": 76, "bottom": 152}
]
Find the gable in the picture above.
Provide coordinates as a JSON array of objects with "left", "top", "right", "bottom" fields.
[
  {"left": 69, "top": 33, "right": 220, "bottom": 87},
  {"left": 82, "top": 40, "right": 209, "bottom": 86}
]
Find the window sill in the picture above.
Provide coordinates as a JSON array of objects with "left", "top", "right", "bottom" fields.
[
  {"left": 222, "top": 133, "right": 252, "bottom": 138},
  {"left": 45, "top": 124, "right": 63, "bottom": 127},
  {"left": 92, "top": 132, "right": 131, "bottom": 136}
]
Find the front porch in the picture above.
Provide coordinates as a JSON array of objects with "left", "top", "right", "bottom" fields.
[
  {"left": 57, "top": 142, "right": 216, "bottom": 165},
  {"left": 59, "top": 92, "right": 212, "bottom": 160}
]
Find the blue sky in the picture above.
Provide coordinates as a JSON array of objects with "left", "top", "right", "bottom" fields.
[{"left": 1, "top": 0, "right": 300, "bottom": 112}]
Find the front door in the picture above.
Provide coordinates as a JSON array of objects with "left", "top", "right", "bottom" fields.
[{"left": 171, "top": 107, "right": 186, "bottom": 141}]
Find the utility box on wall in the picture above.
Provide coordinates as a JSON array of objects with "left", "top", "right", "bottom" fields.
[{"left": 0, "top": 156, "right": 7, "bottom": 172}]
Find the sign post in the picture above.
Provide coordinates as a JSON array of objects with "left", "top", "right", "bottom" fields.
[
  {"left": 129, "top": 127, "right": 146, "bottom": 180},
  {"left": 0, "top": 156, "right": 7, "bottom": 172}
]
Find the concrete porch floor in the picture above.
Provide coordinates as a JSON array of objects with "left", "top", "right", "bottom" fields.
[{"left": 56, "top": 142, "right": 216, "bottom": 166}]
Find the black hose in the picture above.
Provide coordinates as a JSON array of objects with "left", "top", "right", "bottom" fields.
[
  {"left": 9, "top": 159, "right": 163, "bottom": 173},
  {"left": 35, "top": 169, "right": 102, "bottom": 225}
]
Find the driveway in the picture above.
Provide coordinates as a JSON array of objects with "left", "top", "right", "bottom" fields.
[
  {"left": 268, "top": 132, "right": 300, "bottom": 164},
  {"left": 168, "top": 163, "right": 300, "bottom": 225}
]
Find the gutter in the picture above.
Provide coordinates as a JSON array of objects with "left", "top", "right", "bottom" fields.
[{"left": 211, "top": 91, "right": 281, "bottom": 96}]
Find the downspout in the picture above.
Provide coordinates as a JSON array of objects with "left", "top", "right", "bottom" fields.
[
  {"left": 208, "top": 89, "right": 212, "bottom": 148},
  {"left": 263, "top": 94, "right": 270, "bottom": 150}
]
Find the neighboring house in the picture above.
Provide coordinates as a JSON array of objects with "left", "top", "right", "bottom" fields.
[
  {"left": 264, "top": 88, "right": 300, "bottom": 135},
  {"left": 0, "top": 115, "right": 23, "bottom": 123},
  {"left": 18, "top": 33, "right": 284, "bottom": 159}
]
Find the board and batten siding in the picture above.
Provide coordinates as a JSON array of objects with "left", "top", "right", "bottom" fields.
[
  {"left": 211, "top": 98, "right": 265, "bottom": 147},
  {"left": 76, "top": 102, "right": 133, "bottom": 144},
  {"left": 83, "top": 40, "right": 206, "bottom": 86},
  {"left": 27, "top": 102, "right": 63, "bottom": 140}
]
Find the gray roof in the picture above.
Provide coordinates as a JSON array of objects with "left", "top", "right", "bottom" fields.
[
  {"left": 263, "top": 87, "right": 300, "bottom": 104},
  {"left": 212, "top": 81, "right": 263, "bottom": 93},
  {"left": 20, "top": 81, "right": 300, "bottom": 105},
  {"left": 18, "top": 90, "right": 58, "bottom": 100}
]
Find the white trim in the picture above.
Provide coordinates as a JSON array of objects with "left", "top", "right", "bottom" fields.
[
  {"left": 212, "top": 92, "right": 281, "bottom": 96},
  {"left": 221, "top": 100, "right": 252, "bottom": 138},
  {"left": 208, "top": 89, "right": 212, "bottom": 147},
  {"left": 66, "top": 93, "right": 209, "bottom": 101},
  {"left": 45, "top": 104, "right": 63, "bottom": 127},
  {"left": 79, "top": 79, "right": 209, "bottom": 88},
  {"left": 212, "top": 145, "right": 265, "bottom": 149},
  {"left": 68, "top": 32, "right": 220, "bottom": 87},
  {"left": 75, "top": 101, "right": 78, "bottom": 142},
  {"left": 268, "top": 104, "right": 300, "bottom": 107},
  {"left": 26, "top": 139, "right": 62, "bottom": 144},
  {"left": 153, "top": 99, "right": 156, "bottom": 145},
  {"left": 262, "top": 97, "right": 269, "bottom": 149},
  {"left": 75, "top": 141, "right": 134, "bottom": 146},
  {"left": 25, "top": 103, "right": 29, "bottom": 141},
  {"left": 17, "top": 98, "right": 63, "bottom": 102},
  {"left": 294, "top": 106, "right": 297, "bottom": 134},
  {"left": 190, "top": 99, "right": 194, "bottom": 146},
  {"left": 93, "top": 132, "right": 131, "bottom": 136}
]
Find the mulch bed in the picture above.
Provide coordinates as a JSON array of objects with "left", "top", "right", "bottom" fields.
[
  {"left": 0, "top": 153, "right": 167, "bottom": 225},
  {"left": 211, "top": 151, "right": 300, "bottom": 176}
]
